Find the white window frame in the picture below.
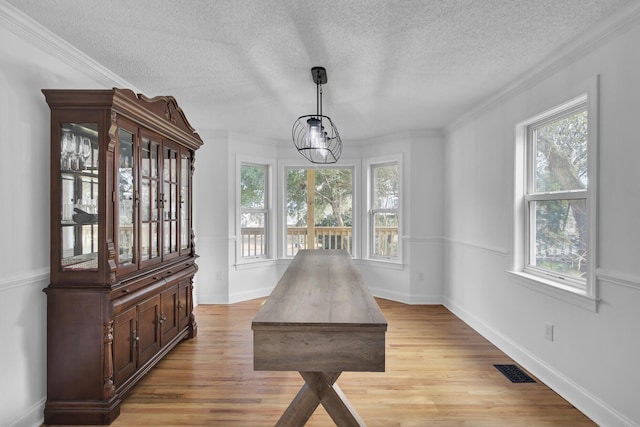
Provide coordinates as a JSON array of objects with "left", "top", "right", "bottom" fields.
[
  {"left": 365, "top": 154, "right": 402, "bottom": 264},
  {"left": 236, "top": 157, "right": 274, "bottom": 265},
  {"left": 511, "top": 77, "right": 598, "bottom": 311}
]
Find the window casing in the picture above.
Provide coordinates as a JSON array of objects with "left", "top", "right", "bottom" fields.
[
  {"left": 512, "top": 78, "right": 598, "bottom": 309},
  {"left": 368, "top": 160, "right": 401, "bottom": 261},
  {"left": 240, "top": 163, "right": 269, "bottom": 259}
]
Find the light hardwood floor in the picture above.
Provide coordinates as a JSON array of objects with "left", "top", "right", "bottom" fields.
[{"left": 83, "top": 299, "right": 595, "bottom": 426}]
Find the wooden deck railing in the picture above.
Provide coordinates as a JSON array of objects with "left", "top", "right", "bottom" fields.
[
  {"left": 240, "top": 226, "right": 399, "bottom": 257},
  {"left": 285, "top": 226, "right": 353, "bottom": 257}
]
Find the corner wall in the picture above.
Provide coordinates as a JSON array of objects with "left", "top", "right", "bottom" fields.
[{"left": 443, "top": 10, "right": 640, "bottom": 426}]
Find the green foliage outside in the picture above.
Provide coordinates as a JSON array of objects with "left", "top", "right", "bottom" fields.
[
  {"left": 240, "top": 164, "right": 266, "bottom": 210},
  {"left": 286, "top": 168, "right": 353, "bottom": 227},
  {"left": 533, "top": 109, "right": 588, "bottom": 278}
]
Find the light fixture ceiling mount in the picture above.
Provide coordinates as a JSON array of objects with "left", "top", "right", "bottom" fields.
[{"left": 292, "top": 66, "right": 342, "bottom": 164}]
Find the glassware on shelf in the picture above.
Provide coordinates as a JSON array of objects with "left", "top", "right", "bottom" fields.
[
  {"left": 61, "top": 130, "right": 76, "bottom": 170},
  {"left": 81, "top": 137, "right": 92, "bottom": 170},
  {"left": 59, "top": 123, "right": 100, "bottom": 271}
]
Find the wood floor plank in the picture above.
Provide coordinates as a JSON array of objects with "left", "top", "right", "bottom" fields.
[{"left": 52, "top": 298, "right": 595, "bottom": 426}]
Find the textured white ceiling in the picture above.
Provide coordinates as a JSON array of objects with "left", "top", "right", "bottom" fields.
[{"left": 7, "top": 0, "right": 634, "bottom": 141}]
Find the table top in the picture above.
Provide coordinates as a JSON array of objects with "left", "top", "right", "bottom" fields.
[{"left": 251, "top": 250, "right": 387, "bottom": 330}]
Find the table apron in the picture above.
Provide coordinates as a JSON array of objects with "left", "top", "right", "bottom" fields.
[{"left": 253, "top": 329, "right": 385, "bottom": 372}]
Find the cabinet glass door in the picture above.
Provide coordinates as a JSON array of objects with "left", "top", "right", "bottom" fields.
[
  {"left": 163, "top": 145, "right": 179, "bottom": 256},
  {"left": 118, "top": 129, "right": 135, "bottom": 266},
  {"left": 141, "top": 137, "right": 161, "bottom": 263},
  {"left": 60, "top": 123, "right": 99, "bottom": 271},
  {"left": 179, "top": 151, "right": 191, "bottom": 254}
]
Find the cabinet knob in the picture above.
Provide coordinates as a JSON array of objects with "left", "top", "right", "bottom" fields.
[{"left": 178, "top": 301, "right": 185, "bottom": 309}]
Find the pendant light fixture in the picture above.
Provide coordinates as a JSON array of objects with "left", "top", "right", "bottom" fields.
[{"left": 292, "top": 66, "right": 342, "bottom": 164}]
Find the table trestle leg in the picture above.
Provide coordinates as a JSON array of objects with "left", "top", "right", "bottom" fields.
[{"left": 275, "top": 371, "right": 366, "bottom": 427}]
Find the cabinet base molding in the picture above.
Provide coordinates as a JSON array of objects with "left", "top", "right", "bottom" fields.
[{"left": 44, "top": 398, "right": 121, "bottom": 425}]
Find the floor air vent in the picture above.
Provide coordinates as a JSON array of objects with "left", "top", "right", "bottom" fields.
[{"left": 494, "top": 364, "right": 536, "bottom": 383}]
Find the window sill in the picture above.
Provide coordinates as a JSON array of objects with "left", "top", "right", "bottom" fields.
[
  {"left": 507, "top": 270, "right": 598, "bottom": 312},
  {"left": 235, "top": 257, "right": 276, "bottom": 270},
  {"left": 356, "top": 258, "right": 404, "bottom": 270}
]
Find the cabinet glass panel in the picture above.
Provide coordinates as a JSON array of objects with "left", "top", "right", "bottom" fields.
[
  {"left": 141, "top": 137, "right": 160, "bottom": 261},
  {"left": 60, "top": 123, "right": 99, "bottom": 270},
  {"left": 118, "top": 129, "right": 135, "bottom": 266},
  {"left": 163, "top": 147, "right": 178, "bottom": 255},
  {"left": 180, "top": 153, "right": 190, "bottom": 251}
]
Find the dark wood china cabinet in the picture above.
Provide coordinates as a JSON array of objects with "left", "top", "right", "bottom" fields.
[{"left": 42, "top": 88, "right": 203, "bottom": 425}]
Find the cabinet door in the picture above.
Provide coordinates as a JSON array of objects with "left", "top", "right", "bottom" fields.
[
  {"left": 160, "top": 284, "right": 179, "bottom": 347},
  {"left": 179, "top": 150, "right": 192, "bottom": 256},
  {"left": 177, "top": 280, "right": 191, "bottom": 330},
  {"left": 113, "top": 306, "right": 137, "bottom": 386},
  {"left": 162, "top": 143, "right": 179, "bottom": 259},
  {"left": 59, "top": 122, "right": 100, "bottom": 272},
  {"left": 140, "top": 135, "right": 162, "bottom": 267},
  {"left": 137, "top": 295, "right": 160, "bottom": 366},
  {"left": 117, "top": 126, "right": 137, "bottom": 273}
]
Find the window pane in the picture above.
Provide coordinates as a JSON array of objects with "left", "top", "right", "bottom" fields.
[
  {"left": 118, "top": 128, "right": 135, "bottom": 265},
  {"left": 373, "top": 164, "right": 399, "bottom": 209},
  {"left": 241, "top": 212, "right": 266, "bottom": 257},
  {"left": 531, "top": 199, "right": 587, "bottom": 279},
  {"left": 373, "top": 213, "right": 398, "bottom": 257},
  {"left": 534, "top": 109, "right": 588, "bottom": 193},
  {"left": 241, "top": 164, "right": 266, "bottom": 209},
  {"left": 285, "top": 168, "right": 353, "bottom": 256}
]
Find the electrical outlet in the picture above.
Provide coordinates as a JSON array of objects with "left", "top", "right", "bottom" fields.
[
  {"left": 545, "top": 323, "right": 554, "bottom": 342},
  {"left": 417, "top": 272, "right": 424, "bottom": 281},
  {"left": 216, "top": 271, "right": 222, "bottom": 280}
]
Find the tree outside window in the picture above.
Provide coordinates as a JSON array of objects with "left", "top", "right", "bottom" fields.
[
  {"left": 371, "top": 162, "right": 399, "bottom": 259},
  {"left": 240, "top": 163, "right": 268, "bottom": 258},
  {"left": 285, "top": 168, "right": 353, "bottom": 256},
  {"left": 527, "top": 107, "right": 588, "bottom": 283}
]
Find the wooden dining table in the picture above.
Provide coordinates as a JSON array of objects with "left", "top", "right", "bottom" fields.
[{"left": 252, "top": 250, "right": 388, "bottom": 427}]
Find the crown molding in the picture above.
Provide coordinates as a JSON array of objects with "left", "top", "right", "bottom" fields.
[
  {"left": 0, "top": 0, "right": 139, "bottom": 91},
  {"left": 444, "top": 1, "right": 640, "bottom": 134}
]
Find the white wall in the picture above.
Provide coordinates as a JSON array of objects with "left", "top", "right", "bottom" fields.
[
  {"left": 0, "top": 4, "right": 130, "bottom": 425},
  {"left": 444, "top": 10, "right": 640, "bottom": 427},
  {"left": 192, "top": 130, "right": 230, "bottom": 304}
]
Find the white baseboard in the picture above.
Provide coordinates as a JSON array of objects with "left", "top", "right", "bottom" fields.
[
  {"left": 8, "top": 397, "right": 44, "bottom": 427},
  {"left": 443, "top": 297, "right": 638, "bottom": 427},
  {"left": 369, "top": 287, "right": 411, "bottom": 304},
  {"left": 370, "top": 287, "right": 443, "bottom": 305},
  {"left": 228, "top": 287, "right": 273, "bottom": 304},
  {"left": 408, "top": 294, "right": 444, "bottom": 305}
]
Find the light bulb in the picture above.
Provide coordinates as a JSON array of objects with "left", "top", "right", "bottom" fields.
[{"left": 306, "top": 117, "right": 322, "bottom": 148}]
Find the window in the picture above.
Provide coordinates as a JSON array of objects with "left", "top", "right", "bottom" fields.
[
  {"left": 513, "top": 80, "right": 598, "bottom": 308},
  {"left": 285, "top": 167, "right": 353, "bottom": 257},
  {"left": 369, "top": 161, "right": 400, "bottom": 260},
  {"left": 526, "top": 106, "right": 588, "bottom": 284},
  {"left": 240, "top": 163, "right": 269, "bottom": 258}
]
